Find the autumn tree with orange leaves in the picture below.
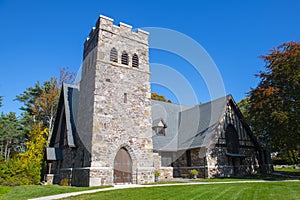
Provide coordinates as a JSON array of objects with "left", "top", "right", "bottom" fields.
[
  {"left": 16, "top": 67, "right": 75, "bottom": 132},
  {"left": 245, "top": 42, "right": 299, "bottom": 164}
]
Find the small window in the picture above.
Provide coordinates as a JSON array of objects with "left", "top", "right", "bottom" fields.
[
  {"left": 186, "top": 150, "right": 191, "bottom": 167},
  {"left": 110, "top": 48, "right": 118, "bottom": 62},
  {"left": 153, "top": 119, "right": 167, "bottom": 136},
  {"left": 124, "top": 93, "right": 127, "bottom": 103},
  {"left": 155, "top": 127, "right": 166, "bottom": 136},
  {"left": 121, "top": 51, "right": 129, "bottom": 65},
  {"left": 132, "top": 54, "right": 139, "bottom": 68}
]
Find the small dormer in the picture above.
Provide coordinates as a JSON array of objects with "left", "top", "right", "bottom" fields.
[{"left": 153, "top": 118, "right": 167, "bottom": 136}]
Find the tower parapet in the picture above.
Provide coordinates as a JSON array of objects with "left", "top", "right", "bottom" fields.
[{"left": 84, "top": 15, "right": 149, "bottom": 60}]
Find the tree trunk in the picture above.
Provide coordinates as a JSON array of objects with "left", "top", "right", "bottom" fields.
[{"left": 4, "top": 140, "right": 8, "bottom": 161}]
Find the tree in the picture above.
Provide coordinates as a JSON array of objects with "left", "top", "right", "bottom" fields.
[
  {"left": 20, "top": 123, "right": 48, "bottom": 184},
  {"left": 246, "top": 41, "right": 300, "bottom": 163},
  {"left": 0, "top": 123, "right": 48, "bottom": 185},
  {"left": 151, "top": 93, "right": 172, "bottom": 103},
  {"left": 0, "top": 112, "right": 24, "bottom": 161},
  {"left": 15, "top": 67, "right": 75, "bottom": 132},
  {"left": 237, "top": 97, "right": 250, "bottom": 121},
  {"left": 0, "top": 67, "right": 75, "bottom": 185}
]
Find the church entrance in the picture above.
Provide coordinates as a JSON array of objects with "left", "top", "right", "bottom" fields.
[{"left": 114, "top": 148, "right": 132, "bottom": 184}]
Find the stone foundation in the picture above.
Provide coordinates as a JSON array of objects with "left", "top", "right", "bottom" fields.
[
  {"left": 159, "top": 167, "right": 173, "bottom": 180},
  {"left": 173, "top": 167, "right": 207, "bottom": 178},
  {"left": 136, "top": 167, "right": 155, "bottom": 184},
  {"left": 57, "top": 167, "right": 155, "bottom": 186}
]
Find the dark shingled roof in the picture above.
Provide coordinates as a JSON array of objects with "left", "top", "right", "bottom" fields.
[
  {"left": 49, "top": 83, "right": 79, "bottom": 148},
  {"left": 178, "top": 96, "right": 227, "bottom": 150},
  {"left": 152, "top": 96, "right": 229, "bottom": 151},
  {"left": 46, "top": 147, "right": 63, "bottom": 161},
  {"left": 152, "top": 100, "right": 191, "bottom": 151}
]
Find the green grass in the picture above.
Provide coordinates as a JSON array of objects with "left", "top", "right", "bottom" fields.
[
  {"left": 63, "top": 182, "right": 300, "bottom": 200},
  {"left": 0, "top": 186, "right": 10, "bottom": 198},
  {"left": 0, "top": 185, "right": 110, "bottom": 200},
  {"left": 274, "top": 166, "right": 300, "bottom": 177}
]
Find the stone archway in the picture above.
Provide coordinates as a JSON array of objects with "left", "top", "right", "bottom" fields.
[{"left": 114, "top": 148, "right": 132, "bottom": 183}]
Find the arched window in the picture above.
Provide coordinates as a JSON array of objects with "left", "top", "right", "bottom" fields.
[
  {"left": 110, "top": 47, "right": 118, "bottom": 62},
  {"left": 132, "top": 54, "right": 139, "bottom": 68},
  {"left": 225, "top": 124, "right": 239, "bottom": 154},
  {"left": 121, "top": 51, "right": 129, "bottom": 65}
]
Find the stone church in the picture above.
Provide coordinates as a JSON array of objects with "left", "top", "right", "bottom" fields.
[{"left": 46, "top": 15, "right": 272, "bottom": 186}]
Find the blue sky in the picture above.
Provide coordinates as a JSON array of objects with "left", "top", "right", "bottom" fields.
[{"left": 0, "top": 0, "right": 299, "bottom": 115}]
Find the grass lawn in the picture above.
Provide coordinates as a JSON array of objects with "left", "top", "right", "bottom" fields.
[
  {"left": 0, "top": 185, "right": 110, "bottom": 200},
  {"left": 274, "top": 166, "right": 300, "bottom": 177},
  {"left": 62, "top": 182, "right": 300, "bottom": 200}
]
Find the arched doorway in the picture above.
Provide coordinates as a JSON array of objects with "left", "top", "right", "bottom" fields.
[{"left": 114, "top": 148, "right": 132, "bottom": 183}]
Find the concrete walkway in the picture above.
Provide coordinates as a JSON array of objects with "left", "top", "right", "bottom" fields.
[{"left": 29, "top": 180, "right": 300, "bottom": 200}]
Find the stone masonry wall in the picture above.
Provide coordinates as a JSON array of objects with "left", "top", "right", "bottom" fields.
[
  {"left": 206, "top": 99, "right": 260, "bottom": 178},
  {"left": 173, "top": 149, "right": 207, "bottom": 178},
  {"left": 153, "top": 152, "right": 173, "bottom": 180},
  {"left": 76, "top": 15, "right": 154, "bottom": 185}
]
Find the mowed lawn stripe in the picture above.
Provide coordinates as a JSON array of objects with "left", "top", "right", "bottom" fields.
[
  {"left": 229, "top": 186, "right": 249, "bottom": 200},
  {"left": 280, "top": 182, "right": 299, "bottom": 200},
  {"left": 62, "top": 182, "right": 300, "bottom": 200},
  {"left": 190, "top": 190, "right": 212, "bottom": 200},
  {"left": 209, "top": 186, "right": 234, "bottom": 200}
]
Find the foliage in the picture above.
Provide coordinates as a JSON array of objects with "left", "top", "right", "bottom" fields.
[
  {"left": 154, "top": 170, "right": 160, "bottom": 177},
  {"left": 0, "top": 123, "right": 48, "bottom": 186},
  {"left": 15, "top": 67, "right": 75, "bottom": 132},
  {"left": 151, "top": 93, "right": 172, "bottom": 103},
  {"left": 237, "top": 97, "right": 250, "bottom": 122},
  {"left": 21, "top": 123, "right": 48, "bottom": 184},
  {"left": 241, "top": 41, "right": 300, "bottom": 163},
  {"left": 0, "top": 112, "right": 25, "bottom": 161},
  {"left": 0, "top": 185, "right": 110, "bottom": 200},
  {"left": 190, "top": 169, "right": 199, "bottom": 176},
  {"left": 59, "top": 182, "right": 300, "bottom": 200},
  {"left": 15, "top": 79, "right": 59, "bottom": 133},
  {"left": 60, "top": 178, "right": 70, "bottom": 186},
  {"left": 0, "top": 67, "right": 75, "bottom": 186}
]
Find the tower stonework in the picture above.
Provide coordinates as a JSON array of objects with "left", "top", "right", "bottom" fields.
[{"left": 76, "top": 15, "right": 154, "bottom": 186}]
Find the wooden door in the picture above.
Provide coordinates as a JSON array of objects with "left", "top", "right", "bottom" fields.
[{"left": 114, "top": 148, "right": 132, "bottom": 183}]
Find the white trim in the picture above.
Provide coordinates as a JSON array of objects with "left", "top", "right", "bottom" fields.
[
  {"left": 119, "top": 22, "right": 133, "bottom": 29},
  {"left": 137, "top": 29, "right": 149, "bottom": 35},
  {"left": 99, "top": 15, "right": 114, "bottom": 22}
]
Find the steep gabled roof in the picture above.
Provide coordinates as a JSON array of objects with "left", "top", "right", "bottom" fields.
[
  {"left": 178, "top": 96, "right": 228, "bottom": 150},
  {"left": 152, "top": 100, "right": 191, "bottom": 151},
  {"left": 152, "top": 95, "right": 238, "bottom": 151},
  {"left": 49, "top": 83, "right": 79, "bottom": 148}
]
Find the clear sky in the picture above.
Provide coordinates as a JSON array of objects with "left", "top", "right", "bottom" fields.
[{"left": 0, "top": 0, "right": 299, "bottom": 115}]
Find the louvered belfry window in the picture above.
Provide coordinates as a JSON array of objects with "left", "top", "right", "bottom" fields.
[
  {"left": 110, "top": 47, "right": 118, "bottom": 62},
  {"left": 121, "top": 51, "right": 129, "bottom": 65},
  {"left": 132, "top": 54, "right": 139, "bottom": 68}
]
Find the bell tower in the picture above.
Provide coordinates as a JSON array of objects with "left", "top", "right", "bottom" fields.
[{"left": 77, "top": 15, "right": 154, "bottom": 186}]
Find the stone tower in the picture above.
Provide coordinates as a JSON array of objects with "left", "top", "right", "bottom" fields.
[{"left": 76, "top": 15, "right": 154, "bottom": 186}]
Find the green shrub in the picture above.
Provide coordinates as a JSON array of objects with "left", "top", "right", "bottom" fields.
[
  {"left": 154, "top": 170, "right": 160, "bottom": 177},
  {"left": 60, "top": 178, "right": 69, "bottom": 186},
  {"left": 190, "top": 169, "right": 199, "bottom": 176}
]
